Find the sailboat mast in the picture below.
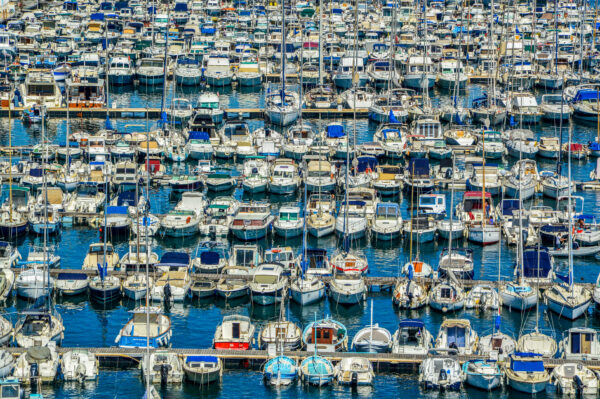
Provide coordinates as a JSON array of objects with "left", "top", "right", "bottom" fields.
[
  {"left": 281, "top": 0, "right": 286, "bottom": 101},
  {"left": 318, "top": 0, "right": 323, "bottom": 87},
  {"left": 42, "top": 105, "right": 49, "bottom": 310},
  {"left": 567, "top": 124, "right": 573, "bottom": 293},
  {"left": 8, "top": 91, "right": 12, "bottom": 223}
]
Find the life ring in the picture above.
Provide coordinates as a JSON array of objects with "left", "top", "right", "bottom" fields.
[{"left": 186, "top": 216, "right": 191, "bottom": 224}]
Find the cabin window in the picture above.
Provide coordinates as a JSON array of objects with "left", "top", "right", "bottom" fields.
[
  {"left": 27, "top": 84, "right": 54, "bottom": 96},
  {"left": 232, "top": 322, "right": 240, "bottom": 339},
  {"left": 440, "top": 287, "right": 451, "bottom": 299}
]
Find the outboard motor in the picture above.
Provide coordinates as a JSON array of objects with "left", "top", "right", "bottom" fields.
[
  {"left": 439, "top": 368, "right": 447, "bottom": 382},
  {"left": 163, "top": 282, "right": 172, "bottom": 303},
  {"left": 351, "top": 371, "right": 358, "bottom": 387},
  {"left": 30, "top": 362, "right": 39, "bottom": 385},
  {"left": 160, "top": 364, "right": 169, "bottom": 386},
  {"left": 445, "top": 168, "right": 452, "bottom": 180},
  {"left": 574, "top": 375, "right": 584, "bottom": 396}
]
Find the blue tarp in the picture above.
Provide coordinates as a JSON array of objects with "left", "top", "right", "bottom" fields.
[
  {"left": 29, "top": 168, "right": 43, "bottom": 177},
  {"left": 408, "top": 158, "right": 429, "bottom": 176},
  {"left": 106, "top": 206, "right": 128, "bottom": 215},
  {"left": 326, "top": 124, "right": 344, "bottom": 138},
  {"left": 189, "top": 131, "right": 210, "bottom": 140},
  {"left": 200, "top": 251, "right": 220, "bottom": 265},
  {"left": 572, "top": 90, "right": 600, "bottom": 103},
  {"left": 90, "top": 12, "right": 105, "bottom": 20},
  {"left": 511, "top": 359, "right": 544, "bottom": 372},
  {"left": 357, "top": 156, "right": 378, "bottom": 172},
  {"left": 57, "top": 272, "right": 88, "bottom": 280},
  {"left": 522, "top": 248, "right": 552, "bottom": 278},
  {"left": 174, "top": 2, "right": 188, "bottom": 11},
  {"left": 159, "top": 251, "right": 190, "bottom": 266},
  {"left": 501, "top": 200, "right": 521, "bottom": 216},
  {"left": 117, "top": 191, "right": 137, "bottom": 207},
  {"left": 398, "top": 319, "right": 424, "bottom": 329},
  {"left": 186, "top": 355, "right": 219, "bottom": 363}
]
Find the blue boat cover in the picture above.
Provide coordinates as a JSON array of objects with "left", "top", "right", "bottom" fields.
[
  {"left": 0, "top": 242, "right": 8, "bottom": 247},
  {"left": 189, "top": 131, "right": 210, "bottom": 140},
  {"left": 174, "top": 2, "right": 188, "bottom": 11},
  {"left": 357, "top": 156, "right": 378, "bottom": 172},
  {"left": 186, "top": 355, "right": 218, "bottom": 363},
  {"left": 57, "top": 273, "right": 88, "bottom": 280},
  {"left": 29, "top": 168, "right": 43, "bottom": 177},
  {"left": 200, "top": 251, "right": 220, "bottom": 265},
  {"left": 501, "top": 199, "right": 521, "bottom": 216},
  {"left": 117, "top": 190, "right": 137, "bottom": 207},
  {"left": 398, "top": 319, "right": 424, "bottom": 329},
  {"left": 327, "top": 124, "right": 344, "bottom": 138},
  {"left": 408, "top": 158, "right": 429, "bottom": 176},
  {"left": 106, "top": 206, "right": 128, "bottom": 215},
  {"left": 160, "top": 251, "right": 190, "bottom": 266},
  {"left": 511, "top": 357, "right": 544, "bottom": 372},
  {"left": 572, "top": 90, "right": 600, "bottom": 103},
  {"left": 90, "top": 12, "right": 104, "bottom": 20},
  {"left": 522, "top": 248, "right": 552, "bottom": 278}
]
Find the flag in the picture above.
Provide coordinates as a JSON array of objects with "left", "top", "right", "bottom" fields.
[
  {"left": 407, "top": 263, "right": 414, "bottom": 281},
  {"left": 494, "top": 315, "right": 501, "bottom": 330},
  {"left": 509, "top": 115, "right": 516, "bottom": 127},
  {"left": 389, "top": 109, "right": 399, "bottom": 124}
]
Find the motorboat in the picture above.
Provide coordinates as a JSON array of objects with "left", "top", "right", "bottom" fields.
[
  {"left": 299, "top": 355, "right": 334, "bottom": 386},
  {"left": 249, "top": 263, "right": 287, "bottom": 305},
  {"left": 213, "top": 315, "right": 255, "bottom": 350},
  {"left": 465, "top": 284, "right": 500, "bottom": 310},
  {"left": 183, "top": 355, "right": 222, "bottom": 385},
  {"left": 334, "top": 357, "right": 374, "bottom": 386},
  {"left": 115, "top": 306, "right": 171, "bottom": 348},
  {"left": 13, "top": 344, "right": 59, "bottom": 384},
  {"left": 462, "top": 359, "right": 502, "bottom": 391},
  {"left": 419, "top": 349, "right": 462, "bottom": 391},
  {"left": 559, "top": 327, "right": 600, "bottom": 360},
  {"left": 351, "top": 324, "right": 392, "bottom": 353},
  {"left": 391, "top": 319, "right": 434, "bottom": 355},
  {"left": 230, "top": 203, "right": 273, "bottom": 241},
  {"left": 549, "top": 363, "right": 598, "bottom": 396},
  {"left": 258, "top": 321, "right": 302, "bottom": 351},
  {"left": 54, "top": 271, "right": 89, "bottom": 296},
  {"left": 141, "top": 350, "right": 184, "bottom": 384},
  {"left": 437, "top": 248, "right": 474, "bottom": 280},
  {"left": 504, "top": 353, "right": 549, "bottom": 394},
  {"left": 60, "top": 349, "right": 98, "bottom": 381},
  {"left": 435, "top": 319, "right": 479, "bottom": 355}
]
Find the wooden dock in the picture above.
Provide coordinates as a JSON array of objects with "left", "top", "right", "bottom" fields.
[
  {"left": 12, "top": 268, "right": 576, "bottom": 292},
  {"left": 4, "top": 347, "right": 599, "bottom": 371},
  {"left": 0, "top": 107, "right": 369, "bottom": 119}
]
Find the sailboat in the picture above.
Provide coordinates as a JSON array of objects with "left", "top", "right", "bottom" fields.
[
  {"left": 265, "top": 0, "right": 300, "bottom": 126},
  {"left": 0, "top": 99, "right": 28, "bottom": 238},
  {"left": 499, "top": 155, "right": 538, "bottom": 312},
  {"left": 289, "top": 182, "right": 326, "bottom": 306},
  {"left": 14, "top": 139, "right": 64, "bottom": 349},
  {"left": 351, "top": 301, "right": 391, "bottom": 353},
  {"left": 543, "top": 125, "right": 592, "bottom": 320}
]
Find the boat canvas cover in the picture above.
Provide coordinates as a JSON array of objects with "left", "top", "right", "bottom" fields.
[
  {"left": 117, "top": 191, "right": 137, "bottom": 207},
  {"left": 510, "top": 358, "right": 544, "bottom": 372},
  {"left": 189, "top": 131, "right": 210, "bottom": 141},
  {"left": 187, "top": 355, "right": 218, "bottom": 363},
  {"left": 522, "top": 248, "right": 551, "bottom": 278},
  {"left": 200, "top": 251, "right": 220, "bottom": 265},
  {"left": 327, "top": 124, "right": 344, "bottom": 138},
  {"left": 357, "top": 156, "right": 378, "bottom": 172},
  {"left": 106, "top": 206, "right": 128, "bottom": 215},
  {"left": 57, "top": 272, "right": 88, "bottom": 280},
  {"left": 572, "top": 89, "right": 600, "bottom": 103},
  {"left": 408, "top": 158, "right": 429, "bottom": 177},
  {"left": 398, "top": 319, "right": 424, "bottom": 329},
  {"left": 501, "top": 199, "right": 520, "bottom": 216},
  {"left": 158, "top": 252, "right": 190, "bottom": 266}
]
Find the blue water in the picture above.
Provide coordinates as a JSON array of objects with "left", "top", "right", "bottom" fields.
[{"left": 4, "top": 83, "right": 600, "bottom": 398}]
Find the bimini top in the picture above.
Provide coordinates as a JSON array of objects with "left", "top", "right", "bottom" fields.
[{"left": 398, "top": 319, "right": 425, "bottom": 329}]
